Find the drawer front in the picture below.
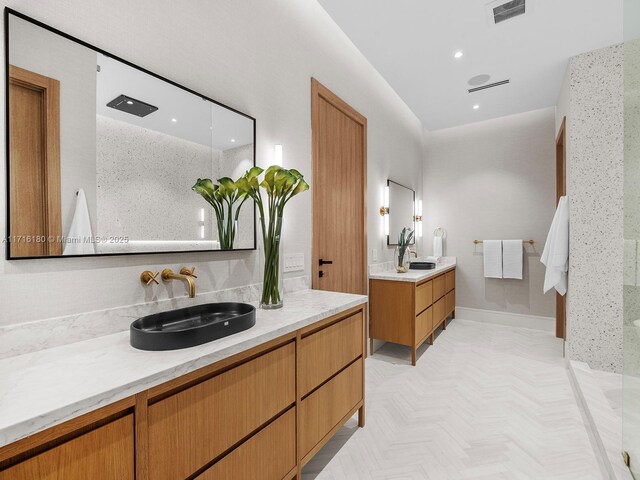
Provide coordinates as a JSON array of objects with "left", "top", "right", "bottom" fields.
[
  {"left": 415, "top": 280, "right": 433, "bottom": 316},
  {"left": 300, "top": 358, "right": 363, "bottom": 458},
  {"left": 445, "top": 270, "right": 455, "bottom": 293},
  {"left": 300, "top": 311, "right": 363, "bottom": 396},
  {"left": 415, "top": 306, "right": 433, "bottom": 344},
  {"left": 433, "top": 274, "right": 446, "bottom": 301},
  {"left": 0, "top": 415, "right": 134, "bottom": 480},
  {"left": 433, "top": 296, "right": 446, "bottom": 326},
  {"left": 196, "top": 408, "right": 296, "bottom": 480},
  {"left": 148, "top": 343, "right": 295, "bottom": 480},
  {"left": 446, "top": 290, "right": 456, "bottom": 315}
]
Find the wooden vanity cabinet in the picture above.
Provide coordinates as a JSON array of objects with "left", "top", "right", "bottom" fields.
[
  {"left": 369, "top": 267, "right": 456, "bottom": 366},
  {"left": 0, "top": 304, "right": 366, "bottom": 480}
]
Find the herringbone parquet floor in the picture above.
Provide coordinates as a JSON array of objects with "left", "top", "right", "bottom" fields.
[{"left": 302, "top": 319, "right": 603, "bottom": 480}]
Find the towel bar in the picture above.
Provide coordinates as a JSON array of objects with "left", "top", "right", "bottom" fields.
[{"left": 473, "top": 239, "right": 534, "bottom": 244}]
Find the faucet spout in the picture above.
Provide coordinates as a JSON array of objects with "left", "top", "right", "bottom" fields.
[{"left": 161, "top": 269, "right": 196, "bottom": 298}]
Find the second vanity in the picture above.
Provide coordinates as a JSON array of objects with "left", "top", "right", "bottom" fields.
[
  {"left": 369, "top": 259, "right": 457, "bottom": 365},
  {"left": 0, "top": 290, "right": 367, "bottom": 480}
]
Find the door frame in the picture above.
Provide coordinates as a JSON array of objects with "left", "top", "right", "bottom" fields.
[
  {"left": 8, "top": 65, "right": 62, "bottom": 257},
  {"left": 310, "top": 78, "right": 368, "bottom": 294},
  {"left": 555, "top": 116, "right": 567, "bottom": 339}
]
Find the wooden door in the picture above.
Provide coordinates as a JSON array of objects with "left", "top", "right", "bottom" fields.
[
  {"left": 556, "top": 117, "right": 567, "bottom": 339},
  {"left": 311, "top": 79, "right": 367, "bottom": 294},
  {"left": 9, "top": 65, "right": 62, "bottom": 257}
]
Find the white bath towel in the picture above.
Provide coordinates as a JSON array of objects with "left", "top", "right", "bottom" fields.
[
  {"left": 624, "top": 239, "right": 638, "bottom": 286},
  {"left": 483, "top": 240, "right": 503, "bottom": 279},
  {"left": 63, "top": 189, "right": 95, "bottom": 255},
  {"left": 433, "top": 235, "right": 443, "bottom": 258},
  {"left": 541, "top": 196, "right": 569, "bottom": 295},
  {"left": 502, "top": 240, "right": 523, "bottom": 280}
]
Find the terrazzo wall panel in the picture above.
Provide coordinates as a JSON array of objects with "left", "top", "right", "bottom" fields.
[
  {"left": 564, "top": 44, "right": 624, "bottom": 373},
  {"left": 96, "top": 115, "right": 217, "bottom": 242}
]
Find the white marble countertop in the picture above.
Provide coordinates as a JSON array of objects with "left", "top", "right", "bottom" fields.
[
  {"left": 369, "top": 259, "right": 457, "bottom": 283},
  {"left": 0, "top": 289, "right": 367, "bottom": 448}
]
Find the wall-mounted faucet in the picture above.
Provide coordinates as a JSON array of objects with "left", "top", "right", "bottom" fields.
[{"left": 161, "top": 267, "right": 197, "bottom": 298}]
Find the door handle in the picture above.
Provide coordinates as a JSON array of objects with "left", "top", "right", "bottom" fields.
[{"left": 319, "top": 258, "right": 333, "bottom": 266}]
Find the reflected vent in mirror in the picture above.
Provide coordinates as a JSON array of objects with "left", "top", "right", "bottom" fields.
[
  {"left": 106, "top": 94, "right": 158, "bottom": 117},
  {"left": 492, "top": 0, "right": 526, "bottom": 24}
]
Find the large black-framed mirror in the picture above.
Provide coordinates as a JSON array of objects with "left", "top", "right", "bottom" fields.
[
  {"left": 386, "top": 179, "right": 416, "bottom": 246},
  {"left": 5, "top": 9, "right": 256, "bottom": 259}
]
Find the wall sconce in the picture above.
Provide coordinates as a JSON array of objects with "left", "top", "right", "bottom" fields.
[
  {"left": 414, "top": 200, "right": 423, "bottom": 237},
  {"left": 274, "top": 144, "right": 283, "bottom": 167},
  {"left": 380, "top": 185, "right": 390, "bottom": 236}
]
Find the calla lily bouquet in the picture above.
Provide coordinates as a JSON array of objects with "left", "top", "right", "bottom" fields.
[
  {"left": 192, "top": 177, "right": 250, "bottom": 250},
  {"left": 236, "top": 165, "right": 309, "bottom": 308}
]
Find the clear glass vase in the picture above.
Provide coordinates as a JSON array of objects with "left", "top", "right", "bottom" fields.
[
  {"left": 394, "top": 245, "right": 411, "bottom": 273},
  {"left": 259, "top": 216, "right": 284, "bottom": 309}
]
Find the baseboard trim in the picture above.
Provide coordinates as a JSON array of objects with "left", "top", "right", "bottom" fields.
[{"left": 454, "top": 307, "right": 555, "bottom": 333}]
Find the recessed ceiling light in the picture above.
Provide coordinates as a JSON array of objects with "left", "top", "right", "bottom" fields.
[
  {"left": 230, "top": 138, "right": 236, "bottom": 143},
  {"left": 126, "top": 100, "right": 134, "bottom": 105},
  {"left": 454, "top": 51, "right": 464, "bottom": 59},
  {"left": 171, "top": 118, "right": 177, "bottom": 122},
  {"left": 473, "top": 104, "right": 480, "bottom": 110}
]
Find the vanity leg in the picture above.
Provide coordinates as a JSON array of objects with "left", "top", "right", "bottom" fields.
[
  {"left": 369, "top": 338, "right": 374, "bottom": 355},
  {"left": 358, "top": 404, "right": 365, "bottom": 428},
  {"left": 411, "top": 347, "right": 417, "bottom": 366},
  {"left": 430, "top": 332, "right": 435, "bottom": 345},
  {"left": 452, "top": 309, "right": 456, "bottom": 319},
  {"left": 443, "top": 318, "right": 447, "bottom": 330}
]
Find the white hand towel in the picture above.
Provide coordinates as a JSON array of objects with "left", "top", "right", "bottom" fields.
[
  {"left": 541, "top": 196, "right": 569, "bottom": 295},
  {"left": 483, "top": 240, "right": 503, "bottom": 278},
  {"left": 624, "top": 239, "right": 638, "bottom": 286},
  {"left": 433, "top": 236, "right": 443, "bottom": 258},
  {"left": 502, "top": 240, "right": 523, "bottom": 280},
  {"left": 63, "top": 189, "right": 95, "bottom": 255}
]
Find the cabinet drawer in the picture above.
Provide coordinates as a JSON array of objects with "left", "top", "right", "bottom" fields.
[
  {"left": 196, "top": 408, "right": 296, "bottom": 480},
  {"left": 445, "top": 270, "right": 455, "bottom": 293},
  {"left": 148, "top": 343, "right": 295, "bottom": 480},
  {"left": 433, "top": 296, "right": 446, "bottom": 326},
  {"left": 416, "top": 306, "right": 433, "bottom": 344},
  {"left": 415, "top": 280, "right": 433, "bottom": 315},
  {"left": 0, "top": 415, "right": 134, "bottom": 480},
  {"left": 433, "top": 274, "right": 446, "bottom": 301},
  {"left": 446, "top": 290, "right": 456, "bottom": 315},
  {"left": 300, "top": 312, "right": 363, "bottom": 395},
  {"left": 300, "top": 358, "right": 363, "bottom": 458}
]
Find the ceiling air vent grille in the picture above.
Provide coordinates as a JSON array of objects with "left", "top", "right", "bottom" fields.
[
  {"left": 468, "top": 79, "right": 510, "bottom": 93},
  {"left": 493, "top": 0, "right": 526, "bottom": 24}
]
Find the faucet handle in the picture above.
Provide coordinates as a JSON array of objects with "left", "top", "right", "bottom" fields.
[
  {"left": 180, "top": 266, "right": 197, "bottom": 278},
  {"left": 140, "top": 270, "right": 160, "bottom": 286}
]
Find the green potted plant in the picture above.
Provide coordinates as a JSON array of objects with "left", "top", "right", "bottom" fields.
[
  {"left": 237, "top": 165, "right": 309, "bottom": 308},
  {"left": 395, "top": 227, "right": 415, "bottom": 273},
  {"left": 192, "top": 177, "right": 250, "bottom": 250}
]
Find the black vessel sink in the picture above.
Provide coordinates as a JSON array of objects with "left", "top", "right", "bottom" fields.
[
  {"left": 409, "top": 262, "right": 436, "bottom": 270},
  {"left": 130, "top": 302, "right": 256, "bottom": 351}
]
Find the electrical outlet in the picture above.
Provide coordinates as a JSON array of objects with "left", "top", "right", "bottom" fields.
[{"left": 283, "top": 253, "right": 305, "bottom": 273}]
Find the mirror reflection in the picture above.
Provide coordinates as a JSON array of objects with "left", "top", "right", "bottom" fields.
[
  {"left": 7, "top": 13, "right": 256, "bottom": 258},
  {"left": 387, "top": 180, "right": 416, "bottom": 246}
]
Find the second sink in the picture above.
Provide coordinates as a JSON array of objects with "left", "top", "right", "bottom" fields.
[{"left": 130, "top": 302, "right": 256, "bottom": 351}]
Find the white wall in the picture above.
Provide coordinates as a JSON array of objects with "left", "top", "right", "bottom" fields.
[
  {"left": 556, "top": 44, "right": 624, "bottom": 373},
  {"left": 423, "top": 107, "right": 557, "bottom": 319},
  {"left": 0, "top": 0, "right": 423, "bottom": 326}
]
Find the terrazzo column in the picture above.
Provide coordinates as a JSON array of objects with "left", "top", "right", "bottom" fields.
[{"left": 565, "top": 44, "right": 624, "bottom": 373}]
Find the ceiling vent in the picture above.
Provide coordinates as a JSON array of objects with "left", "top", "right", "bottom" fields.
[
  {"left": 106, "top": 95, "right": 158, "bottom": 117},
  {"left": 468, "top": 79, "right": 510, "bottom": 93},
  {"left": 488, "top": 0, "right": 527, "bottom": 25}
]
